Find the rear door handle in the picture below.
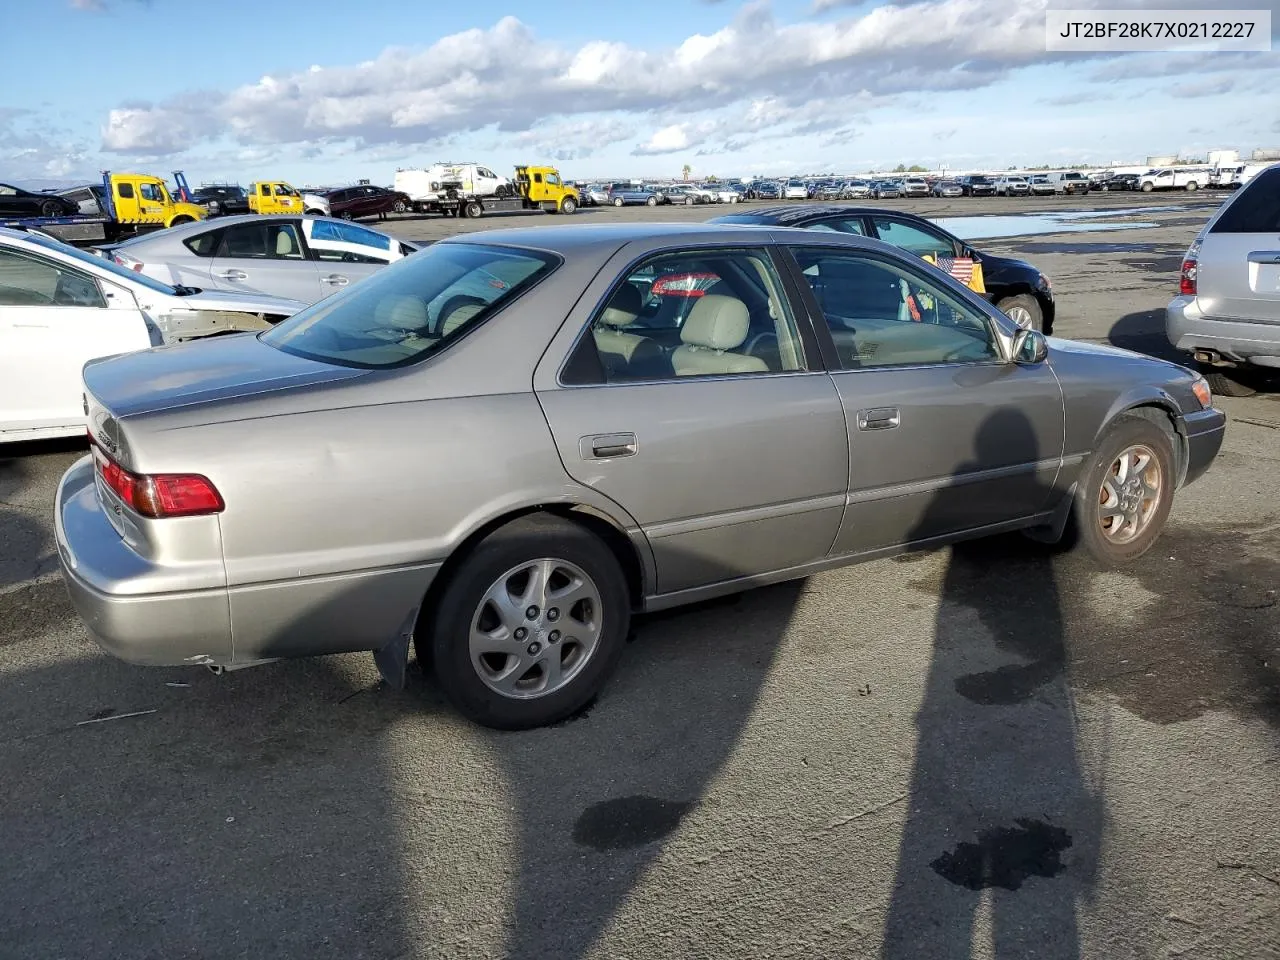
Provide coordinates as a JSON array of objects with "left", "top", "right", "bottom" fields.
[
  {"left": 321, "top": 275, "right": 350, "bottom": 286},
  {"left": 581, "top": 433, "right": 638, "bottom": 460},
  {"left": 216, "top": 270, "right": 247, "bottom": 280},
  {"left": 1247, "top": 251, "right": 1280, "bottom": 265},
  {"left": 857, "top": 407, "right": 900, "bottom": 431}
]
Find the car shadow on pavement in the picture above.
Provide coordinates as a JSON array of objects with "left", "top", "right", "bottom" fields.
[
  {"left": 0, "top": 524, "right": 800, "bottom": 959},
  {"left": 1107, "top": 309, "right": 1188, "bottom": 365},
  {"left": 882, "top": 409, "right": 1101, "bottom": 960}
]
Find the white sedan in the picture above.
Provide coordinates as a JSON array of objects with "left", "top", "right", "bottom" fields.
[
  {"left": 100, "top": 215, "right": 420, "bottom": 305},
  {"left": 0, "top": 227, "right": 303, "bottom": 443}
]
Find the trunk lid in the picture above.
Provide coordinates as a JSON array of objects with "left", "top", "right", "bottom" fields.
[
  {"left": 82, "top": 331, "right": 367, "bottom": 419},
  {"left": 1196, "top": 165, "right": 1280, "bottom": 324}
]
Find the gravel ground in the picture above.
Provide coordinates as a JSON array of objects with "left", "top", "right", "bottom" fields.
[{"left": 1, "top": 194, "right": 1277, "bottom": 960}]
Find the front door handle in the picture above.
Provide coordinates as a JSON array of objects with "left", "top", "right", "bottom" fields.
[
  {"left": 216, "top": 270, "right": 247, "bottom": 280},
  {"left": 857, "top": 407, "right": 900, "bottom": 431},
  {"left": 321, "top": 275, "right": 350, "bottom": 286},
  {"left": 581, "top": 433, "right": 638, "bottom": 460}
]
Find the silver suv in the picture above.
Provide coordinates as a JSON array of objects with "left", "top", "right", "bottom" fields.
[{"left": 1167, "top": 163, "right": 1280, "bottom": 396}]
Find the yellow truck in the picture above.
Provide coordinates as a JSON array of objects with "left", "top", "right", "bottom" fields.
[
  {"left": 424, "top": 164, "right": 579, "bottom": 218},
  {"left": 4, "top": 170, "right": 206, "bottom": 244},
  {"left": 247, "top": 181, "right": 307, "bottom": 215}
]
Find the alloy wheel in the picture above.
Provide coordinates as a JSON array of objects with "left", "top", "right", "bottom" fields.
[
  {"left": 1098, "top": 444, "right": 1163, "bottom": 544},
  {"left": 468, "top": 558, "right": 603, "bottom": 700}
]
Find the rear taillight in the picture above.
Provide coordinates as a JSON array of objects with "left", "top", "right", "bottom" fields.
[
  {"left": 92, "top": 444, "right": 223, "bottom": 518},
  {"left": 112, "top": 253, "right": 144, "bottom": 273},
  {"left": 1179, "top": 258, "right": 1197, "bottom": 296}
]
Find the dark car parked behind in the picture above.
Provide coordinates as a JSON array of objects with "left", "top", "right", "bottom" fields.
[
  {"left": 710, "top": 204, "right": 1056, "bottom": 332},
  {"left": 190, "top": 185, "right": 251, "bottom": 217},
  {"left": 0, "top": 182, "right": 80, "bottom": 219},
  {"left": 323, "top": 185, "right": 412, "bottom": 220},
  {"left": 958, "top": 175, "right": 997, "bottom": 197}
]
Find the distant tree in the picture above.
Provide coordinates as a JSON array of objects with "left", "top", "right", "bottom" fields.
[
  {"left": 907, "top": 164, "right": 927, "bottom": 172},
  {"left": 681, "top": 163, "right": 692, "bottom": 180},
  {"left": 893, "top": 163, "right": 907, "bottom": 173},
  {"left": 706, "top": 174, "right": 719, "bottom": 182}
]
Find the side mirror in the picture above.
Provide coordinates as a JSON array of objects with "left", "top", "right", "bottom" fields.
[{"left": 1012, "top": 328, "right": 1048, "bottom": 364}]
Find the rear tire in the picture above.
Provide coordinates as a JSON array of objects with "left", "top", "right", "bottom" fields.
[
  {"left": 421, "top": 515, "right": 630, "bottom": 730},
  {"left": 1200, "top": 365, "right": 1257, "bottom": 397},
  {"left": 40, "top": 200, "right": 63, "bottom": 218},
  {"left": 1186, "top": 181, "right": 1199, "bottom": 192},
  {"left": 1071, "top": 415, "right": 1177, "bottom": 567},
  {"left": 392, "top": 199, "right": 408, "bottom": 213},
  {"left": 465, "top": 200, "right": 483, "bottom": 219}
]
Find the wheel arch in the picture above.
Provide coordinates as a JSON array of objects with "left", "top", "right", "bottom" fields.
[
  {"left": 413, "top": 499, "right": 652, "bottom": 642},
  {"left": 1102, "top": 397, "right": 1189, "bottom": 487}
]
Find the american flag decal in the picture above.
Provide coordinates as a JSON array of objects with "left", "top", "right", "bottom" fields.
[{"left": 935, "top": 257, "right": 975, "bottom": 285}]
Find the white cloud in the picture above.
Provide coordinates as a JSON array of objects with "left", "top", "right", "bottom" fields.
[{"left": 98, "top": 1, "right": 1066, "bottom": 157}]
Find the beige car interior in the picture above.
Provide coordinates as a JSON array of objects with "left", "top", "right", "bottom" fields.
[
  {"left": 592, "top": 283, "right": 665, "bottom": 377},
  {"left": 670, "top": 295, "right": 768, "bottom": 376},
  {"left": 592, "top": 252, "right": 805, "bottom": 379}
]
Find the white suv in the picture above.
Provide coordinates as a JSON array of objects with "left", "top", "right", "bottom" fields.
[{"left": 1167, "top": 163, "right": 1280, "bottom": 396}]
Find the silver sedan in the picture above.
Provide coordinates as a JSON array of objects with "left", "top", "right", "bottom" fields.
[
  {"left": 99, "top": 215, "right": 420, "bottom": 304},
  {"left": 56, "top": 223, "right": 1226, "bottom": 729}
]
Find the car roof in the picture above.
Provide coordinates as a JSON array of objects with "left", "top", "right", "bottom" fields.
[
  {"left": 705, "top": 204, "right": 931, "bottom": 227},
  {"left": 438, "top": 221, "right": 900, "bottom": 257}
]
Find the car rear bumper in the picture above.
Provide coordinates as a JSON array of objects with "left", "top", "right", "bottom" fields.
[
  {"left": 55, "top": 455, "right": 234, "bottom": 666},
  {"left": 56, "top": 455, "right": 443, "bottom": 667},
  {"left": 1182, "top": 407, "right": 1227, "bottom": 487},
  {"left": 1167, "top": 296, "right": 1280, "bottom": 366}
]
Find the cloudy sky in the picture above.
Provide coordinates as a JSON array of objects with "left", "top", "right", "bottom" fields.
[{"left": 2, "top": 0, "right": 1277, "bottom": 185}]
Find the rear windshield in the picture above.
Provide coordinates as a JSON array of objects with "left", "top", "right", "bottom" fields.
[
  {"left": 1210, "top": 167, "right": 1280, "bottom": 234},
  {"left": 260, "top": 242, "right": 558, "bottom": 369}
]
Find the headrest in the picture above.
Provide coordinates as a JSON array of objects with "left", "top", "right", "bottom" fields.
[
  {"left": 680, "top": 295, "right": 750, "bottom": 351},
  {"left": 599, "top": 283, "right": 642, "bottom": 328},
  {"left": 275, "top": 230, "right": 296, "bottom": 255},
  {"left": 373, "top": 294, "right": 427, "bottom": 329},
  {"left": 440, "top": 301, "right": 486, "bottom": 336}
]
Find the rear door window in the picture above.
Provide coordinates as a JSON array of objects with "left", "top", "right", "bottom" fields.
[
  {"left": 1210, "top": 167, "right": 1280, "bottom": 233},
  {"left": 216, "top": 222, "right": 305, "bottom": 260}
]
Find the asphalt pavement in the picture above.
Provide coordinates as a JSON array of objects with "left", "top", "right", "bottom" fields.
[{"left": 1, "top": 195, "right": 1277, "bottom": 960}]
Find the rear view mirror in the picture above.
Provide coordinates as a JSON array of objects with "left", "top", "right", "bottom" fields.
[{"left": 1012, "top": 328, "right": 1048, "bottom": 364}]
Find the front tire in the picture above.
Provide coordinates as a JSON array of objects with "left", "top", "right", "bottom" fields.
[
  {"left": 559, "top": 196, "right": 577, "bottom": 214},
  {"left": 996, "top": 293, "right": 1043, "bottom": 331},
  {"left": 646, "top": 195, "right": 657, "bottom": 207},
  {"left": 1141, "top": 182, "right": 1154, "bottom": 192},
  {"left": 1186, "top": 181, "right": 1199, "bottom": 191},
  {"left": 1072, "top": 415, "right": 1176, "bottom": 566},
  {"left": 422, "top": 515, "right": 630, "bottom": 730},
  {"left": 392, "top": 199, "right": 408, "bottom": 213}
]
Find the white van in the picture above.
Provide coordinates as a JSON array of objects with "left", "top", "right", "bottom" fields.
[
  {"left": 393, "top": 163, "right": 512, "bottom": 206},
  {"left": 1043, "top": 171, "right": 1093, "bottom": 195}
]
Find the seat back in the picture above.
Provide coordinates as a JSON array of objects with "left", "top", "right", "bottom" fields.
[
  {"left": 593, "top": 283, "right": 665, "bottom": 377},
  {"left": 670, "top": 295, "right": 767, "bottom": 376}
]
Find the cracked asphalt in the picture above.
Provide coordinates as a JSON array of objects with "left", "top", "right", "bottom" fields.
[{"left": 1, "top": 195, "right": 1277, "bottom": 960}]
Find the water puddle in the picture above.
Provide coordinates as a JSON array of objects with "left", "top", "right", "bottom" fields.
[{"left": 938, "top": 213, "right": 1161, "bottom": 240}]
